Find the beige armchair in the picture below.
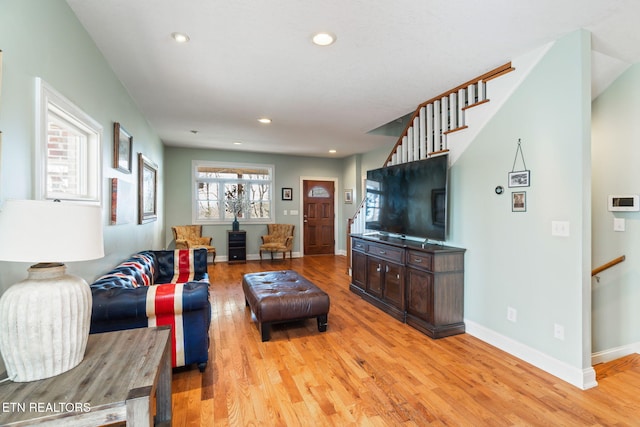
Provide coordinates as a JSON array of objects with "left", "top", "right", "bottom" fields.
[
  {"left": 260, "top": 224, "right": 295, "bottom": 260},
  {"left": 171, "top": 225, "right": 216, "bottom": 263}
]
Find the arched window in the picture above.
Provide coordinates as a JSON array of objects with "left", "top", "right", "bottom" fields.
[{"left": 308, "top": 186, "right": 330, "bottom": 198}]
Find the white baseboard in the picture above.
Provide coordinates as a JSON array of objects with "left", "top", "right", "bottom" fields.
[
  {"left": 465, "top": 319, "right": 597, "bottom": 390},
  {"left": 591, "top": 342, "right": 640, "bottom": 365}
]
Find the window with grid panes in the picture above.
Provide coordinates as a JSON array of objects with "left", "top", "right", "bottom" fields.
[{"left": 193, "top": 161, "right": 273, "bottom": 224}]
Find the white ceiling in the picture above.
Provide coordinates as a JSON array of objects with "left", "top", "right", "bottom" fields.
[{"left": 66, "top": 0, "right": 640, "bottom": 158}]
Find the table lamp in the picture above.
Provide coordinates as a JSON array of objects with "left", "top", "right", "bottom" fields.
[{"left": 0, "top": 199, "right": 104, "bottom": 382}]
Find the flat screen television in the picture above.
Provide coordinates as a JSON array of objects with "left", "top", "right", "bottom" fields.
[{"left": 365, "top": 154, "right": 448, "bottom": 242}]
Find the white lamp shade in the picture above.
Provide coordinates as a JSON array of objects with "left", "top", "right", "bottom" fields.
[{"left": 0, "top": 199, "right": 104, "bottom": 263}]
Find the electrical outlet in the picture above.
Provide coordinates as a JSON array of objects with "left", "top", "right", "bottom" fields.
[
  {"left": 507, "top": 306, "right": 517, "bottom": 323},
  {"left": 554, "top": 323, "right": 565, "bottom": 340},
  {"left": 551, "top": 221, "right": 570, "bottom": 237}
]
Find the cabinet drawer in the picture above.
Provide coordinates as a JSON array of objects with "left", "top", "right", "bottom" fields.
[
  {"left": 229, "top": 248, "right": 246, "bottom": 261},
  {"left": 352, "top": 239, "right": 367, "bottom": 253},
  {"left": 366, "top": 243, "right": 403, "bottom": 263},
  {"left": 407, "top": 250, "right": 433, "bottom": 271}
]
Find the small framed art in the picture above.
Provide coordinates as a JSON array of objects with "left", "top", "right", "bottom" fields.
[
  {"left": 512, "top": 191, "right": 526, "bottom": 212},
  {"left": 508, "top": 170, "right": 530, "bottom": 188},
  {"left": 113, "top": 122, "right": 133, "bottom": 173},
  {"left": 282, "top": 187, "right": 293, "bottom": 201},
  {"left": 138, "top": 153, "right": 158, "bottom": 224},
  {"left": 344, "top": 189, "right": 353, "bottom": 204}
]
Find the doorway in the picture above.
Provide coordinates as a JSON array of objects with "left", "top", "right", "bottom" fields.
[{"left": 302, "top": 179, "right": 336, "bottom": 255}]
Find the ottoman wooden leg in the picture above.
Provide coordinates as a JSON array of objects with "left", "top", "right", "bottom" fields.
[
  {"left": 260, "top": 322, "right": 271, "bottom": 342},
  {"left": 317, "top": 314, "right": 328, "bottom": 332}
]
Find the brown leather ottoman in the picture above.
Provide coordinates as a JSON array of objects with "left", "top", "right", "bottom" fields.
[{"left": 242, "top": 270, "right": 330, "bottom": 341}]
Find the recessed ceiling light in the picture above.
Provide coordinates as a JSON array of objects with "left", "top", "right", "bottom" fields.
[
  {"left": 312, "top": 32, "right": 336, "bottom": 46},
  {"left": 233, "top": 141, "right": 242, "bottom": 145},
  {"left": 171, "top": 32, "right": 190, "bottom": 43},
  {"left": 258, "top": 118, "right": 272, "bottom": 124},
  {"left": 329, "top": 149, "right": 337, "bottom": 154}
]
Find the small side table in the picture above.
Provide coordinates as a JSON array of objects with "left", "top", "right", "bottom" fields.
[
  {"left": 228, "top": 230, "right": 247, "bottom": 264},
  {"left": 0, "top": 327, "right": 172, "bottom": 426}
]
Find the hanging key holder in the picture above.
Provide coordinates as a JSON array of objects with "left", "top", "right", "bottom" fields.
[{"left": 508, "top": 138, "right": 530, "bottom": 187}]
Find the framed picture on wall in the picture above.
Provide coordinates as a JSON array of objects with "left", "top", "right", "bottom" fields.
[
  {"left": 138, "top": 153, "right": 158, "bottom": 224},
  {"left": 113, "top": 122, "right": 133, "bottom": 173},
  {"left": 512, "top": 191, "right": 526, "bottom": 212},
  {"left": 508, "top": 170, "right": 530, "bottom": 188},
  {"left": 282, "top": 187, "right": 293, "bottom": 201},
  {"left": 344, "top": 189, "right": 353, "bottom": 204}
]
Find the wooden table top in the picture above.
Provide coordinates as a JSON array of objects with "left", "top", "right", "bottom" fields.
[{"left": 0, "top": 327, "right": 171, "bottom": 425}]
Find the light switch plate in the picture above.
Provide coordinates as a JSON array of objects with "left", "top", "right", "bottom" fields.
[{"left": 614, "top": 217, "right": 625, "bottom": 232}]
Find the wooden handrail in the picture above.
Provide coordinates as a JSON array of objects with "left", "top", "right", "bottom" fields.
[{"left": 592, "top": 255, "right": 625, "bottom": 277}]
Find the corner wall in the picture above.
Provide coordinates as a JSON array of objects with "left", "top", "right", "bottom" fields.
[
  {"left": 448, "top": 30, "right": 594, "bottom": 387},
  {"left": 591, "top": 63, "right": 640, "bottom": 358}
]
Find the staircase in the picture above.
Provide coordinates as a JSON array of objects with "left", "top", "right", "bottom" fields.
[{"left": 348, "top": 62, "right": 515, "bottom": 240}]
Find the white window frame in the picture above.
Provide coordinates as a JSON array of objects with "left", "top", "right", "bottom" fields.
[
  {"left": 35, "top": 78, "right": 102, "bottom": 204},
  {"left": 192, "top": 160, "right": 274, "bottom": 224}
]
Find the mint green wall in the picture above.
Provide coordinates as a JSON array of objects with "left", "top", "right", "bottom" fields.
[
  {"left": 0, "top": 0, "right": 164, "bottom": 291},
  {"left": 592, "top": 64, "right": 640, "bottom": 352},
  {"left": 448, "top": 30, "right": 592, "bottom": 369},
  {"left": 358, "top": 145, "right": 393, "bottom": 197},
  {"left": 163, "top": 146, "right": 345, "bottom": 257}
]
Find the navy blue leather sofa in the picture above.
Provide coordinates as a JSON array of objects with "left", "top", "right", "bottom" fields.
[{"left": 90, "top": 249, "right": 211, "bottom": 371}]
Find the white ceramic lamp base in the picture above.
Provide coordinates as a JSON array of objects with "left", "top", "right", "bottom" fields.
[{"left": 0, "top": 264, "right": 92, "bottom": 382}]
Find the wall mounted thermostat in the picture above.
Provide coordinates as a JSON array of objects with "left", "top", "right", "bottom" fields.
[{"left": 608, "top": 195, "right": 639, "bottom": 211}]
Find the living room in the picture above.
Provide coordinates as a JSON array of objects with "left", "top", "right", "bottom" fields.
[{"left": 2, "top": 0, "right": 640, "bottom": 422}]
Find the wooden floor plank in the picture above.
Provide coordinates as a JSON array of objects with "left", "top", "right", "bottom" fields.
[{"left": 169, "top": 256, "right": 640, "bottom": 426}]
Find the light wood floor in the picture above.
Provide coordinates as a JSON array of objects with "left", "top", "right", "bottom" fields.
[{"left": 171, "top": 255, "right": 640, "bottom": 426}]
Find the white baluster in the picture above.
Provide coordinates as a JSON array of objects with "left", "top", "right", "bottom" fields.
[
  {"left": 433, "top": 100, "right": 441, "bottom": 152},
  {"left": 401, "top": 135, "right": 408, "bottom": 163},
  {"left": 413, "top": 116, "right": 420, "bottom": 160},
  {"left": 468, "top": 83, "right": 476, "bottom": 106},
  {"left": 419, "top": 107, "right": 426, "bottom": 159},
  {"left": 458, "top": 88, "right": 466, "bottom": 127},
  {"left": 441, "top": 96, "right": 449, "bottom": 134},
  {"left": 426, "top": 103, "right": 434, "bottom": 154},
  {"left": 449, "top": 93, "right": 457, "bottom": 130},
  {"left": 478, "top": 80, "right": 486, "bottom": 101},
  {"left": 407, "top": 128, "right": 414, "bottom": 162}
]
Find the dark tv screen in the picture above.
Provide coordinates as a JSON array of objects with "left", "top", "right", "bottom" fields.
[{"left": 365, "top": 154, "right": 448, "bottom": 241}]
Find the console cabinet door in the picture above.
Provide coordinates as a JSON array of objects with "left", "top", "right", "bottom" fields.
[
  {"left": 406, "top": 267, "right": 434, "bottom": 324},
  {"left": 382, "top": 262, "right": 404, "bottom": 310},
  {"left": 366, "top": 257, "right": 383, "bottom": 298},
  {"left": 352, "top": 250, "right": 367, "bottom": 291}
]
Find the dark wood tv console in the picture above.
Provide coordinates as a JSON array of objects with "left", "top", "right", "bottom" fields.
[{"left": 350, "top": 234, "right": 465, "bottom": 339}]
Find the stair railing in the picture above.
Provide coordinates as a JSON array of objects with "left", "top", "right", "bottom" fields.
[
  {"left": 348, "top": 62, "right": 515, "bottom": 242},
  {"left": 592, "top": 255, "right": 626, "bottom": 281},
  {"left": 384, "top": 62, "right": 514, "bottom": 167}
]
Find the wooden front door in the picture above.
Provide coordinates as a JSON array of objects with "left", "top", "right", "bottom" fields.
[{"left": 303, "top": 180, "right": 335, "bottom": 255}]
